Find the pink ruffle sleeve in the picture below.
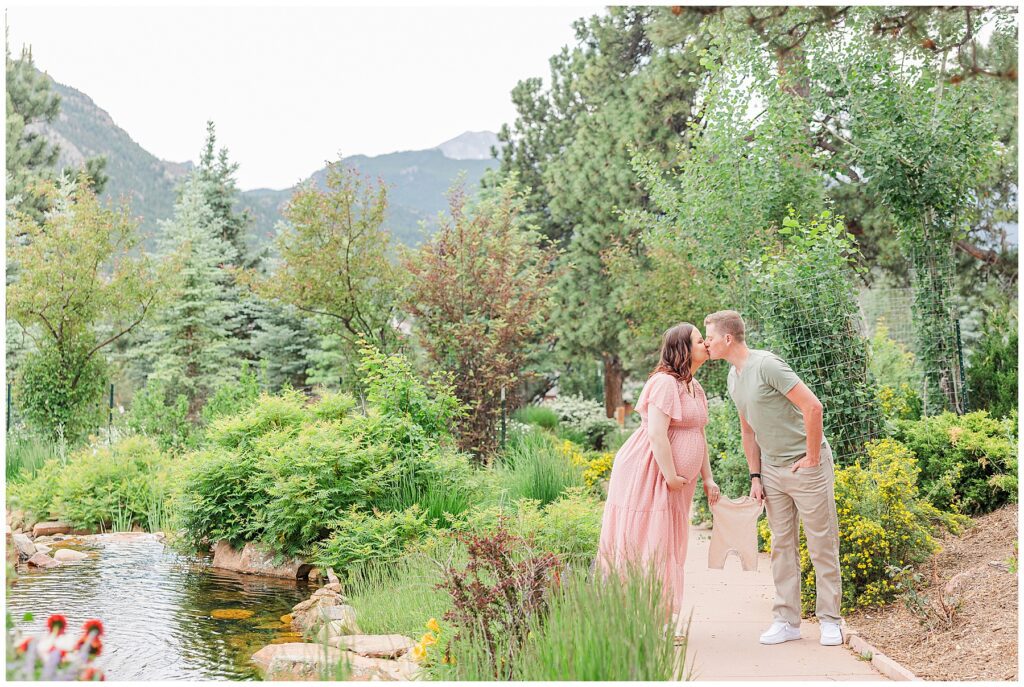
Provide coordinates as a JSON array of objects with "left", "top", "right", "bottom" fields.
[{"left": 634, "top": 373, "right": 684, "bottom": 422}]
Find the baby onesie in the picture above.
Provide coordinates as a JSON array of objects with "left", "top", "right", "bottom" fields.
[{"left": 708, "top": 495, "right": 764, "bottom": 572}]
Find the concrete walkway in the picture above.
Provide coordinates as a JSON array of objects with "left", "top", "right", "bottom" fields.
[{"left": 679, "top": 524, "right": 887, "bottom": 681}]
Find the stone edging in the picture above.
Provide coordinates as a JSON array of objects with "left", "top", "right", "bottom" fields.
[{"left": 845, "top": 629, "right": 922, "bottom": 681}]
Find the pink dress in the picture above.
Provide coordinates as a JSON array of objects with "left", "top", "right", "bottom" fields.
[{"left": 597, "top": 372, "right": 708, "bottom": 614}]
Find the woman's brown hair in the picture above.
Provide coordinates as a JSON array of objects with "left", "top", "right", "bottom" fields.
[{"left": 649, "top": 323, "right": 696, "bottom": 384}]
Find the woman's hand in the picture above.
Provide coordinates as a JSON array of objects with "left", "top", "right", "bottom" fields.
[
  {"left": 666, "top": 474, "right": 689, "bottom": 492},
  {"left": 703, "top": 479, "right": 721, "bottom": 506}
]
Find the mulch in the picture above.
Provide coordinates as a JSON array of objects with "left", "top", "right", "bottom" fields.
[{"left": 846, "top": 504, "right": 1018, "bottom": 681}]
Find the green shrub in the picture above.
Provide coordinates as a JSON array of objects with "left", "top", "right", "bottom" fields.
[
  {"left": 200, "top": 362, "right": 261, "bottom": 424},
  {"left": 310, "top": 390, "right": 358, "bottom": 422},
  {"left": 357, "top": 343, "right": 463, "bottom": 444},
  {"left": 445, "top": 488, "right": 604, "bottom": 562},
  {"left": 966, "top": 305, "right": 1018, "bottom": 419},
  {"left": 9, "top": 458, "right": 64, "bottom": 522},
  {"left": 125, "top": 377, "right": 196, "bottom": 452},
  {"left": 761, "top": 437, "right": 967, "bottom": 613},
  {"left": 875, "top": 383, "right": 923, "bottom": 424},
  {"left": 178, "top": 447, "right": 265, "bottom": 549},
  {"left": 892, "top": 411, "right": 1018, "bottom": 514},
  {"left": 260, "top": 417, "right": 400, "bottom": 555},
  {"left": 179, "top": 347, "right": 474, "bottom": 557},
  {"left": 205, "top": 390, "right": 307, "bottom": 453},
  {"left": 12, "top": 435, "right": 177, "bottom": 531},
  {"left": 311, "top": 506, "right": 431, "bottom": 572},
  {"left": 513, "top": 405, "right": 559, "bottom": 429},
  {"left": 869, "top": 323, "right": 923, "bottom": 388},
  {"left": 532, "top": 488, "right": 604, "bottom": 561},
  {"left": 512, "top": 565, "right": 684, "bottom": 680},
  {"left": 16, "top": 338, "right": 107, "bottom": 443},
  {"left": 869, "top": 322, "right": 924, "bottom": 423}
]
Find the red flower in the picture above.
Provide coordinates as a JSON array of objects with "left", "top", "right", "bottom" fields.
[
  {"left": 81, "top": 666, "right": 105, "bottom": 681},
  {"left": 82, "top": 619, "right": 104, "bottom": 637},
  {"left": 16, "top": 638, "right": 32, "bottom": 653},
  {"left": 86, "top": 637, "right": 103, "bottom": 657},
  {"left": 47, "top": 614, "right": 68, "bottom": 635}
]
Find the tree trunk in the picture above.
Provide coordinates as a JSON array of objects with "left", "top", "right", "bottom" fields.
[{"left": 602, "top": 353, "right": 625, "bottom": 419}]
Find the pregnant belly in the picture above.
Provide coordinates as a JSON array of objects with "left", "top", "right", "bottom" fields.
[{"left": 671, "top": 433, "right": 705, "bottom": 480}]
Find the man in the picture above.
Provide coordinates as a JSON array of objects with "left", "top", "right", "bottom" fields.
[{"left": 703, "top": 310, "right": 843, "bottom": 646}]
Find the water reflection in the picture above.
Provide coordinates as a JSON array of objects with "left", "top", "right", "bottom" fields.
[{"left": 7, "top": 536, "right": 311, "bottom": 680}]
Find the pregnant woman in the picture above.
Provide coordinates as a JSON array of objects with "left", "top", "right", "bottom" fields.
[{"left": 597, "top": 322, "right": 720, "bottom": 637}]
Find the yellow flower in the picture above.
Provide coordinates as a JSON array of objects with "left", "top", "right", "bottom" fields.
[
  {"left": 421, "top": 632, "right": 437, "bottom": 647},
  {"left": 411, "top": 644, "right": 427, "bottom": 662}
]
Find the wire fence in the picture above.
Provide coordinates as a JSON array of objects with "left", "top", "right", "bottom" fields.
[{"left": 858, "top": 265, "right": 968, "bottom": 416}]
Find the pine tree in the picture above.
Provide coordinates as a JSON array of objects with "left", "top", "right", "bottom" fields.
[
  {"left": 498, "top": 7, "right": 707, "bottom": 415},
  {"left": 5, "top": 40, "right": 60, "bottom": 217},
  {"left": 250, "top": 300, "right": 318, "bottom": 391},
  {"left": 6, "top": 35, "right": 108, "bottom": 218},
  {"left": 145, "top": 173, "right": 242, "bottom": 417},
  {"left": 194, "top": 120, "right": 265, "bottom": 360},
  {"left": 196, "top": 120, "right": 251, "bottom": 263}
]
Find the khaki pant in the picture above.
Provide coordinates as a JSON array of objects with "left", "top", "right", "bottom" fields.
[{"left": 761, "top": 444, "right": 841, "bottom": 625}]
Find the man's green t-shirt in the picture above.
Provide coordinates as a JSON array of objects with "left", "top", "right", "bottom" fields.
[{"left": 727, "top": 349, "right": 827, "bottom": 467}]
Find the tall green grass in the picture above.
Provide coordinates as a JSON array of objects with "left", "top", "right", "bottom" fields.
[
  {"left": 344, "top": 553, "right": 452, "bottom": 640},
  {"left": 512, "top": 405, "right": 560, "bottom": 429},
  {"left": 513, "top": 565, "right": 688, "bottom": 680},
  {"left": 5, "top": 432, "right": 56, "bottom": 483},
  {"left": 497, "top": 430, "right": 584, "bottom": 505},
  {"left": 378, "top": 470, "right": 474, "bottom": 529}
]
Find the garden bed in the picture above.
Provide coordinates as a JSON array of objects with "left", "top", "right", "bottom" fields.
[{"left": 847, "top": 504, "right": 1018, "bottom": 681}]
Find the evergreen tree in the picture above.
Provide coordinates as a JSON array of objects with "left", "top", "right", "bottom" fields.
[
  {"left": 193, "top": 121, "right": 266, "bottom": 361},
  {"left": 196, "top": 120, "right": 251, "bottom": 262},
  {"left": 6, "top": 35, "right": 108, "bottom": 218},
  {"left": 144, "top": 173, "right": 242, "bottom": 417},
  {"left": 498, "top": 7, "right": 708, "bottom": 415},
  {"left": 250, "top": 300, "right": 318, "bottom": 391},
  {"left": 5, "top": 40, "right": 59, "bottom": 218}
]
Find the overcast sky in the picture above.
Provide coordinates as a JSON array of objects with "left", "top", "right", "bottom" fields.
[{"left": 7, "top": 4, "right": 605, "bottom": 190}]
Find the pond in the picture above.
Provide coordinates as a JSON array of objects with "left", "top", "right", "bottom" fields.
[{"left": 6, "top": 534, "right": 313, "bottom": 680}]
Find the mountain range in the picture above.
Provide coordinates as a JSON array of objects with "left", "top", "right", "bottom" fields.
[{"left": 36, "top": 73, "right": 501, "bottom": 249}]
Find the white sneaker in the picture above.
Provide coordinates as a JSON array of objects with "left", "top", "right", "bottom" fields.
[
  {"left": 759, "top": 621, "right": 801, "bottom": 645},
  {"left": 819, "top": 621, "right": 843, "bottom": 646}
]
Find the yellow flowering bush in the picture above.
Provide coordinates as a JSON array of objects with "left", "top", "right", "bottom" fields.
[
  {"left": 581, "top": 452, "right": 614, "bottom": 487},
  {"left": 559, "top": 439, "right": 588, "bottom": 468},
  {"left": 875, "top": 383, "right": 922, "bottom": 422},
  {"left": 557, "top": 439, "right": 614, "bottom": 490},
  {"left": 760, "top": 438, "right": 967, "bottom": 613}
]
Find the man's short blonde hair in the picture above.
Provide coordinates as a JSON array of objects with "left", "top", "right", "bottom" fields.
[{"left": 704, "top": 310, "right": 746, "bottom": 343}]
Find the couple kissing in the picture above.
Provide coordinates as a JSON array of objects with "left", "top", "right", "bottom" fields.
[{"left": 596, "top": 310, "right": 843, "bottom": 647}]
